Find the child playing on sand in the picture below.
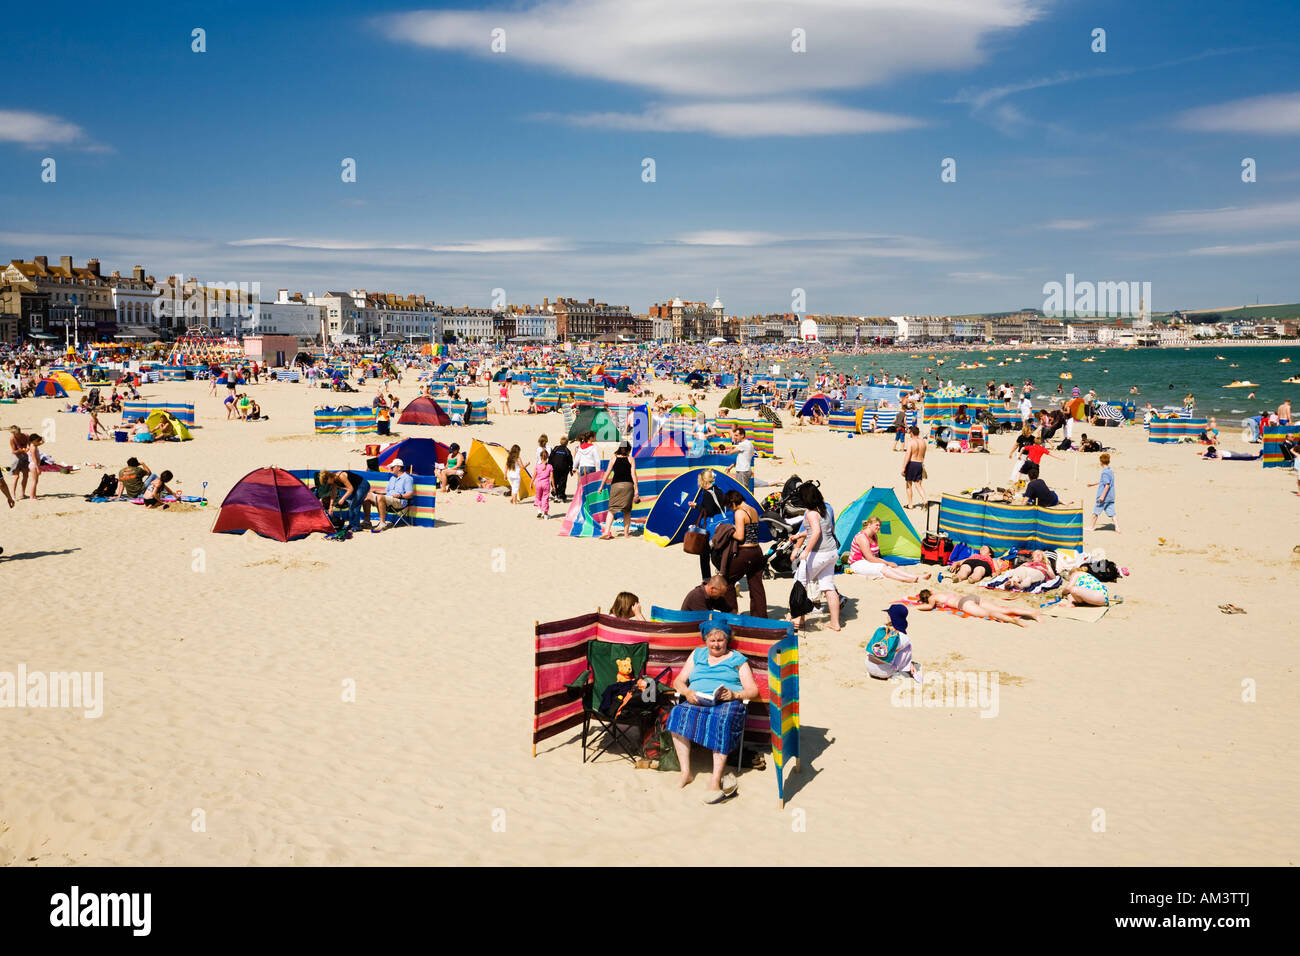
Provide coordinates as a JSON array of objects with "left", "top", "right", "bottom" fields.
[
  {"left": 505, "top": 444, "right": 523, "bottom": 504},
  {"left": 866, "top": 605, "right": 922, "bottom": 682},
  {"left": 1087, "top": 453, "right": 1117, "bottom": 532},
  {"left": 533, "top": 450, "right": 553, "bottom": 519}
]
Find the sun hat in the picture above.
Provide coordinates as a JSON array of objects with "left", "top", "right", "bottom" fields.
[
  {"left": 391, "top": 458, "right": 404, "bottom": 468},
  {"left": 699, "top": 618, "right": 732, "bottom": 639},
  {"left": 882, "top": 603, "right": 909, "bottom": 633}
]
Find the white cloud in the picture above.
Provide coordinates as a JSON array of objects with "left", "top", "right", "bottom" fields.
[
  {"left": 947, "top": 271, "right": 1017, "bottom": 281},
  {"left": 380, "top": 1, "right": 1041, "bottom": 98},
  {"left": 1186, "top": 239, "right": 1300, "bottom": 256},
  {"left": 1143, "top": 198, "right": 1300, "bottom": 233},
  {"left": 0, "top": 110, "right": 98, "bottom": 148},
  {"left": 229, "top": 237, "right": 573, "bottom": 254},
  {"left": 1174, "top": 91, "right": 1300, "bottom": 135},
  {"left": 1041, "top": 218, "right": 1097, "bottom": 231},
  {"left": 674, "top": 231, "right": 783, "bottom": 247},
  {"left": 545, "top": 100, "right": 923, "bottom": 137},
  {"left": 669, "top": 230, "right": 976, "bottom": 262}
]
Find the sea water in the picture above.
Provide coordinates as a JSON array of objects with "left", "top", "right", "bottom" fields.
[{"left": 802, "top": 344, "right": 1300, "bottom": 419}]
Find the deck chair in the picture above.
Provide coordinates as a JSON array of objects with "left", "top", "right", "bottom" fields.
[
  {"left": 567, "top": 640, "right": 672, "bottom": 764},
  {"left": 968, "top": 425, "right": 986, "bottom": 451}
]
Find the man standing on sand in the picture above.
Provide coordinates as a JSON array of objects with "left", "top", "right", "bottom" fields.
[
  {"left": 1018, "top": 393, "right": 1032, "bottom": 424},
  {"left": 901, "top": 425, "right": 927, "bottom": 509},
  {"left": 724, "top": 427, "right": 756, "bottom": 493}
]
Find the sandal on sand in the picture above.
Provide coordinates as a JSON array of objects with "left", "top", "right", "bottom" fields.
[
  {"left": 702, "top": 789, "right": 728, "bottom": 805},
  {"left": 1218, "top": 603, "right": 1246, "bottom": 614},
  {"left": 721, "top": 772, "right": 738, "bottom": 795}
]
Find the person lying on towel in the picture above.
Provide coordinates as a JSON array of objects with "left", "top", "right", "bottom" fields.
[
  {"left": 1198, "top": 446, "right": 1257, "bottom": 460},
  {"left": 915, "top": 588, "right": 1042, "bottom": 627},
  {"left": 668, "top": 620, "right": 759, "bottom": 805}
]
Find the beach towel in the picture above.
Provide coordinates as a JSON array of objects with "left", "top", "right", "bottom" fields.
[
  {"left": 982, "top": 569, "right": 1062, "bottom": 593},
  {"left": 899, "top": 596, "right": 981, "bottom": 619},
  {"left": 1039, "top": 602, "right": 1109, "bottom": 623}
]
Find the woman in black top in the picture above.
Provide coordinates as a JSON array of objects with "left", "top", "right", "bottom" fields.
[
  {"left": 691, "top": 469, "right": 725, "bottom": 580},
  {"left": 549, "top": 437, "right": 574, "bottom": 502},
  {"left": 597, "top": 442, "right": 639, "bottom": 539},
  {"left": 724, "top": 489, "right": 767, "bottom": 618}
]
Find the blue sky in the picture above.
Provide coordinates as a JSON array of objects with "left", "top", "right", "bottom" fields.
[{"left": 2, "top": 0, "right": 1298, "bottom": 315}]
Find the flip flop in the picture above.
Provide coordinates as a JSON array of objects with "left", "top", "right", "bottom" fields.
[{"left": 701, "top": 789, "right": 728, "bottom": 805}]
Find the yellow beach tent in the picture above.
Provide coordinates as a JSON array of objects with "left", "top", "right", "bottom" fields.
[
  {"left": 463, "top": 439, "right": 532, "bottom": 496},
  {"left": 145, "top": 410, "right": 193, "bottom": 441}
]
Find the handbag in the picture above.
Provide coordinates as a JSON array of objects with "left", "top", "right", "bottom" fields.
[{"left": 683, "top": 525, "right": 708, "bottom": 555}]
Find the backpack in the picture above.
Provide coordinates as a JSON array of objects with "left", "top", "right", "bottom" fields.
[
  {"left": 1090, "top": 558, "right": 1120, "bottom": 583},
  {"left": 86, "top": 473, "right": 117, "bottom": 500},
  {"left": 788, "top": 580, "right": 816, "bottom": 618}
]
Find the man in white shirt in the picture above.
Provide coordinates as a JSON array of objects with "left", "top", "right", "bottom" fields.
[
  {"left": 725, "top": 427, "right": 756, "bottom": 493},
  {"left": 366, "top": 459, "right": 414, "bottom": 531},
  {"left": 1019, "top": 395, "right": 1032, "bottom": 423}
]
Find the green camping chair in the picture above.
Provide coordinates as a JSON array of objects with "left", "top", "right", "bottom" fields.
[{"left": 567, "top": 640, "right": 673, "bottom": 764}]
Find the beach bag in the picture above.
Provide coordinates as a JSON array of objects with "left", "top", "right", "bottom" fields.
[
  {"left": 789, "top": 580, "right": 816, "bottom": 619},
  {"left": 683, "top": 525, "right": 709, "bottom": 555},
  {"left": 921, "top": 533, "right": 953, "bottom": 565},
  {"left": 86, "top": 473, "right": 117, "bottom": 499},
  {"left": 641, "top": 710, "right": 680, "bottom": 773}
]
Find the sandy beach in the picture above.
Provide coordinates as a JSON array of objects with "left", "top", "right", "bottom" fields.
[{"left": 2, "top": 374, "right": 1297, "bottom": 867}]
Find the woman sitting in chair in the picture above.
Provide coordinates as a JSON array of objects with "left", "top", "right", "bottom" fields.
[{"left": 668, "top": 620, "right": 760, "bottom": 804}]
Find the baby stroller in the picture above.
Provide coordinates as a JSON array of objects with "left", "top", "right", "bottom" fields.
[{"left": 759, "top": 475, "right": 816, "bottom": 578}]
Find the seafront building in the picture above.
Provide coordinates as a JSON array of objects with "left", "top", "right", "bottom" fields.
[{"left": 2, "top": 250, "right": 1299, "bottom": 347}]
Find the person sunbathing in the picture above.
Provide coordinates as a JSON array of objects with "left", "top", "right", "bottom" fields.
[
  {"left": 999, "top": 551, "right": 1054, "bottom": 590},
  {"left": 945, "top": 545, "right": 1006, "bottom": 583},
  {"left": 1060, "top": 567, "right": 1118, "bottom": 607},
  {"left": 915, "top": 588, "right": 1042, "bottom": 627},
  {"left": 847, "top": 517, "right": 932, "bottom": 582}
]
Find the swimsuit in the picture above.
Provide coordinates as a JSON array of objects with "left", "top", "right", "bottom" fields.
[{"left": 1073, "top": 572, "right": 1108, "bottom": 600}]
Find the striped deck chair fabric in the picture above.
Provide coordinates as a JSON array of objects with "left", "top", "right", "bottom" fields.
[
  {"left": 122, "top": 401, "right": 196, "bottom": 425},
  {"left": 287, "top": 468, "right": 436, "bottom": 526},
  {"left": 937, "top": 493, "right": 1082, "bottom": 552},
  {"left": 1261, "top": 424, "right": 1300, "bottom": 468},
  {"left": 313, "top": 407, "right": 379, "bottom": 433},
  {"left": 533, "top": 612, "right": 799, "bottom": 804}
]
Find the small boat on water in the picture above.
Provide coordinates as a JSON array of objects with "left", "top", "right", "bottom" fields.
[
  {"left": 1060, "top": 372, "right": 1073, "bottom": 380},
  {"left": 1282, "top": 358, "right": 1293, "bottom": 364},
  {"left": 1229, "top": 363, "right": 1239, "bottom": 368},
  {"left": 1284, "top": 376, "right": 1300, "bottom": 384},
  {"left": 1224, "top": 381, "right": 1258, "bottom": 388},
  {"left": 1216, "top": 355, "right": 1226, "bottom": 360}
]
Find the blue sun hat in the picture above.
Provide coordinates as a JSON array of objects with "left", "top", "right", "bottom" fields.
[
  {"left": 699, "top": 618, "right": 732, "bottom": 639},
  {"left": 883, "top": 603, "right": 909, "bottom": 633}
]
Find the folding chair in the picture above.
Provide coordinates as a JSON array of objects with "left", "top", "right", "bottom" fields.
[
  {"left": 567, "top": 640, "right": 672, "bottom": 764},
  {"left": 384, "top": 505, "right": 414, "bottom": 529}
]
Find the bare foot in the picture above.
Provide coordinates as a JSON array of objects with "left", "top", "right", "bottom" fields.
[{"left": 824, "top": 623, "right": 842, "bottom": 631}]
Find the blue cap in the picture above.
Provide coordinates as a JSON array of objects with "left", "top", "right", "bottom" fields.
[
  {"left": 699, "top": 618, "right": 732, "bottom": 639},
  {"left": 882, "top": 604, "right": 909, "bottom": 633}
]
